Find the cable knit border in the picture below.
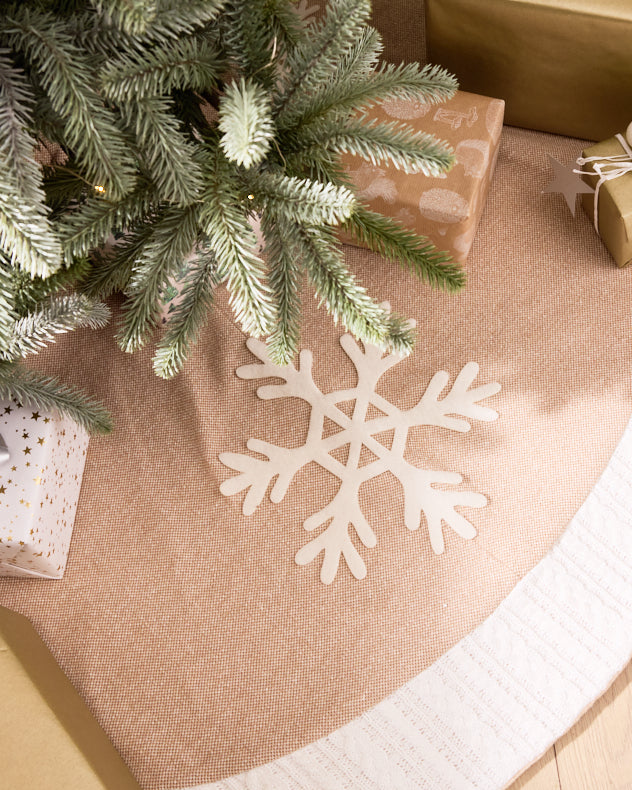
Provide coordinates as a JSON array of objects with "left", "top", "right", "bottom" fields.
[{"left": 186, "top": 417, "right": 632, "bottom": 790}]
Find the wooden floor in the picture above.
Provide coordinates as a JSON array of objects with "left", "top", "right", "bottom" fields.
[{"left": 508, "top": 662, "right": 632, "bottom": 790}]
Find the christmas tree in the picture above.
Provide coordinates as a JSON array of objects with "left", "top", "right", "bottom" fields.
[{"left": 0, "top": 0, "right": 460, "bottom": 428}]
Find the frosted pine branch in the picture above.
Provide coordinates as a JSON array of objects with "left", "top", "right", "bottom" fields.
[
  {"left": 302, "top": 118, "right": 455, "bottom": 175},
  {"left": 252, "top": 173, "right": 356, "bottom": 226},
  {"left": 219, "top": 78, "right": 275, "bottom": 169},
  {"left": 101, "top": 37, "right": 225, "bottom": 102},
  {"left": 3, "top": 294, "right": 110, "bottom": 359}
]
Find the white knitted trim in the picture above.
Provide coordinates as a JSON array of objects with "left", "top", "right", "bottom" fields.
[{"left": 186, "top": 416, "right": 632, "bottom": 790}]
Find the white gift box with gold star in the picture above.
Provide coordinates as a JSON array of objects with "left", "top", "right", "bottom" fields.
[{"left": 0, "top": 402, "right": 89, "bottom": 579}]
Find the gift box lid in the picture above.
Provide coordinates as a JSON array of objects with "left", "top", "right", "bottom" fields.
[
  {"left": 426, "top": 0, "right": 632, "bottom": 140},
  {"left": 512, "top": 0, "right": 632, "bottom": 16}
]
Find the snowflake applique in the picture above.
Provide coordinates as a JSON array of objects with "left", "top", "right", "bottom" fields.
[{"left": 219, "top": 330, "right": 501, "bottom": 584}]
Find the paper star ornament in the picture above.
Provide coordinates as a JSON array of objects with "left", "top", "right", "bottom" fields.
[{"left": 542, "top": 155, "right": 594, "bottom": 215}]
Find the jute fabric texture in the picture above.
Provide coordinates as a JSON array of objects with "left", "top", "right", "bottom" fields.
[
  {"left": 0, "top": 123, "right": 631, "bottom": 789},
  {"left": 193, "top": 414, "right": 632, "bottom": 790}
]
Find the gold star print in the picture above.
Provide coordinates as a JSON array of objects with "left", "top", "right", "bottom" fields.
[
  {"left": 0, "top": 486, "right": 5, "bottom": 494},
  {"left": 22, "top": 431, "right": 29, "bottom": 439},
  {"left": 3, "top": 406, "right": 12, "bottom": 414},
  {"left": 23, "top": 447, "right": 31, "bottom": 455},
  {"left": 43, "top": 417, "right": 50, "bottom": 423},
  {"left": 31, "top": 411, "right": 40, "bottom": 421},
  {"left": 11, "top": 465, "right": 16, "bottom": 471},
  {"left": 37, "top": 437, "right": 45, "bottom": 446}
]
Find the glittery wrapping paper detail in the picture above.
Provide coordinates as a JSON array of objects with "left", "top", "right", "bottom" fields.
[{"left": 0, "top": 403, "right": 89, "bottom": 579}]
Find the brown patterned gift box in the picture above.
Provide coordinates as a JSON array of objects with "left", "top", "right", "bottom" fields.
[
  {"left": 0, "top": 403, "right": 89, "bottom": 579},
  {"left": 0, "top": 606, "right": 141, "bottom": 789},
  {"left": 342, "top": 90, "right": 504, "bottom": 262}
]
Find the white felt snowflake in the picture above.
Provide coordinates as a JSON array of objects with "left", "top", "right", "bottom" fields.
[{"left": 219, "top": 329, "right": 501, "bottom": 584}]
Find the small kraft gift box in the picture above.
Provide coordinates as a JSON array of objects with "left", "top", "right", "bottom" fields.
[
  {"left": 426, "top": 0, "right": 632, "bottom": 141},
  {"left": 0, "top": 402, "right": 89, "bottom": 579},
  {"left": 342, "top": 90, "right": 504, "bottom": 262},
  {"left": 578, "top": 130, "right": 632, "bottom": 268},
  {"left": 0, "top": 606, "right": 141, "bottom": 789}
]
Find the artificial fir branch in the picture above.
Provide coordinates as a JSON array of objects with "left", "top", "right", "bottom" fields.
[
  {"left": 343, "top": 205, "right": 466, "bottom": 292},
  {"left": 295, "top": 223, "right": 395, "bottom": 349},
  {"left": 88, "top": 0, "right": 158, "bottom": 36},
  {"left": 201, "top": 149, "right": 275, "bottom": 336},
  {"left": 276, "top": 0, "right": 372, "bottom": 116},
  {"left": 100, "top": 36, "right": 225, "bottom": 102},
  {"left": 218, "top": 77, "right": 275, "bottom": 168},
  {"left": 152, "top": 249, "right": 220, "bottom": 379},
  {"left": 295, "top": 118, "right": 454, "bottom": 176},
  {"left": 0, "top": 263, "right": 16, "bottom": 350},
  {"left": 282, "top": 60, "right": 458, "bottom": 131},
  {"left": 250, "top": 173, "right": 357, "bottom": 227},
  {"left": 261, "top": 214, "right": 304, "bottom": 366},
  {"left": 80, "top": 223, "right": 155, "bottom": 298},
  {"left": 4, "top": 293, "right": 110, "bottom": 359},
  {"left": 0, "top": 0, "right": 464, "bottom": 420},
  {"left": 120, "top": 97, "right": 202, "bottom": 205},
  {"left": 0, "top": 52, "right": 47, "bottom": 205},
  {"left": 117, "top": 204, "right": 201, "bottom": 352},
  {"left": 3, "top": 5, "right": 137, "bottom": 200},
  {"left": 0, "top": 362, "right": 113, "bottom": 433},
  {"left": 11, "top": 256, "right": 91, "bottom": 312},
  {"left": 59, "top": 182, "right": 155, "bottom": 259}
]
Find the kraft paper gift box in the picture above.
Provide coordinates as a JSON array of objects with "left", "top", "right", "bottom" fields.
[
  {"left": 342, "top": 90, "right": 504, "bottom": 262},
  {"left": 426, "top": 0, "right": 632, "bottom": 141},
  {"left": 0, "top": 606, "right": 141, "bottom": 789},
  {"left": 0, "top": 402, "right": 89, "bottom": 579},
  {"left": 580, "top": 134, "right": 632, "bottom": 268}
]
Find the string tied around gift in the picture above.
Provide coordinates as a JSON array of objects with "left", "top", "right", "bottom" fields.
[{"left": 574, "top": 133, "right": 632, "bottom": 231}]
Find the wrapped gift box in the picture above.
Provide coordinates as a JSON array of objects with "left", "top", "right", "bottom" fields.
[
  {"left": 0, "top": 606, "right": 141, "bottom": 789},
  {"left": 426, "top": 0, "right": 632, "bottom": 141},
  {"left": 0, "top": 402, "right": 89, "bottom": 579},
  {"left": 342, "top": 90, "right": 504, "bottom": 262},
  {"left": 580, "top": 134, "right": 632, "bottom": 268}
]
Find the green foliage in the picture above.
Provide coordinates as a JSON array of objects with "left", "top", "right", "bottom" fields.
[
  {"left": 5, "top": 5, "right": 137, "bottom": 201},
  {"left": 343, "top": 205, "right": 466, "bottom": 291},
  {"left": 0, "top": 0, "right": 463, "bottom": 405},
  {"left": 261, "top": 214, "right": 303, "bottom": 365},
  {"left": 0, "top": 251, "right": 111, "bottom": 432},
  {"left": 152, "top": 248, "right": 220, "bottom": 378},
  {"left": 219, "top": 78, "right": 274, "bottom": 168},
  {"left": 0, "top": 362, "right": 113, "bottom": 433},
  {"left": 118, "top": 204, "right": 201, "bottom": 351}
]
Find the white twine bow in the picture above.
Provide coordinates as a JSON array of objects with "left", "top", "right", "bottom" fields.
[{"left": 574, "top": 133, "right": 632, "bottom": 231}]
